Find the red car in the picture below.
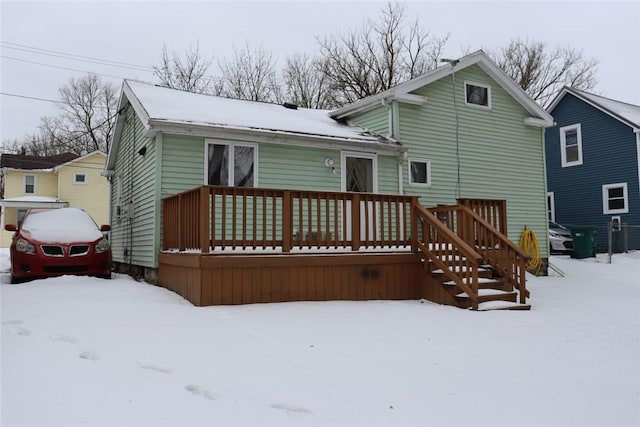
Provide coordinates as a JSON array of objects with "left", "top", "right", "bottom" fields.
[{"left": 5, "top": 208, "right": 112, "bottom": 283}]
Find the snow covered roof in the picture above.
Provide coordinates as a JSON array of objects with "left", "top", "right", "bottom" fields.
[
  {"left": 330, "top": 50, "right": 554, "bottom": 127},
  {"left": 125, "top": 80, "right": 386, "bottom": 143},
  {"left": 547, "top": 87, "right": 640, "bottom": 130},
  {"left": 106, "top": 80, "right": 398, "bottom": 171}
]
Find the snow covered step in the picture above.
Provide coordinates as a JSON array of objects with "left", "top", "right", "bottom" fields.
[
  {"left": 442, "top": 277, "right": 501, "bottom": 287},
  {"left": 476, "top": 301, "right": 531, "bottom": 311},
  {"left": 456, "top": 288, "right": 518, "bottom": 305},
  {"left": 432, "top": 266, "right": 489, "bottom": 274}
]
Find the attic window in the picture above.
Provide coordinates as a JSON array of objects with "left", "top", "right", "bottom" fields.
[
  {"left": 74, "top": 173, "right": 87, "bottom": 184},
  {"left": 464, "top": 82, "right": 491, "bottom": 108}
]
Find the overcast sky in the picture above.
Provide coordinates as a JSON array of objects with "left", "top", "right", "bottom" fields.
[{"left": 1, "top": 1, "right": 639, "bottom": 146}]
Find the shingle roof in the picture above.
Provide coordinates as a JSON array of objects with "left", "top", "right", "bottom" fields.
[{"left": 0, "top": 152, "right": 79, "bottom": 170}]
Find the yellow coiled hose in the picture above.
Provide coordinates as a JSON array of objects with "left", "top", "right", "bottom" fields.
[{"left": 520, "top": 228, "right": 542, "bottom": 275}]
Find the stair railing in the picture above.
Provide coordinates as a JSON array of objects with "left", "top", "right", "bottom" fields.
[
  {"left": 412, "top": 202, "right": 483, "bottom": 310},
  {"left": 457, "top": 205, "right": 530, "bottom": 303}
]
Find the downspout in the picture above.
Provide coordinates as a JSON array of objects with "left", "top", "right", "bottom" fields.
[{"left": 382, "top": 98, "right": 405, "bottom": 195}]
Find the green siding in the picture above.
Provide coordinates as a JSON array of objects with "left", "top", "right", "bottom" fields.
[
  {"left": 161, "top": 134, "right": 205, "bottom": 196},
  {"left": 351, "top": 65, "right": 549, "bottom": 256},
  {"left": 110, "top": 104, "right": 158, "bottom": 268},
  {"left": 350, "top": 106, "right": 389, "bottom": 137}
]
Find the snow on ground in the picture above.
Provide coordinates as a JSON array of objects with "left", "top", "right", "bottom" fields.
[{"left": 1, "top": 249, "right": 639, "bottom": 427}]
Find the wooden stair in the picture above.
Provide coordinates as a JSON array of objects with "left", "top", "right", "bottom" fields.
[{"left": 432, "top": 258, "right": 531, "bottom": 311}]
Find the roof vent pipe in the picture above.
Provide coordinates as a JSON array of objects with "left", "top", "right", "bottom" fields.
[{"left": 282, "top": 102, "right": 298, "bottom": 110}]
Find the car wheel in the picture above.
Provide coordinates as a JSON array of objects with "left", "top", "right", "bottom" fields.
[{"left": 10, "top": 275, "right": 22, "bottom": 284}]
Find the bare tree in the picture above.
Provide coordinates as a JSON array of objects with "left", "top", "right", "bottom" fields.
[
  {"left": 282, "top": 53, "right": 335, "bottom": 109},
  {"left": 153, "top": 43, "right": 219, "bottom": 94},
  {"left": 317, "top": 2, "right": 449, "bottom": 105},
  {"left": 57, "top": 73, "right": 118, "bottom": 153},
  {"left": 491, "top": 38, "right": 599, "bottom": 106},
  {"left": 4, "top": 74, "right": 117, "bottom": 155},
  {"left": 219, "top": 42, "right": 281, "bottom": 103}
]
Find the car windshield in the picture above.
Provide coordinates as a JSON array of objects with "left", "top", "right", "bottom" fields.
[{"left": 21, "top": 208, "right": 103, "bottom": 243}]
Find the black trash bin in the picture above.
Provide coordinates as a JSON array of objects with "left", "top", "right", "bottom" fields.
[{"left": 570, "top": 227, "right": 597, "bottom": 259}]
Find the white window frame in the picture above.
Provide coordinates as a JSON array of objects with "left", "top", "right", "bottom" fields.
[
  {"left": 560, "top": 124, "right": 583, "bottom": 167},
  {"left": 547, "top": 192, "right": 555, "bottom": 222},
  {"left": 408, "top": 158, "right": 432, "bottom": 187},
  {"left": 602, "top": 182, "right": 628, "bottom": 214},
  {"left": 464, "top": 81, "right": 491, "bottom": 109},
  {"left": 24, "top": 174, "right": 36, "bottom": 194},
  {"left": 204, "top": 140, "right": 258, "bottom": 187},
  {"left": 73, "top": 173, "right": 88, "bottom": 185}
]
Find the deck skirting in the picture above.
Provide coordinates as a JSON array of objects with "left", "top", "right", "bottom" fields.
[{"left": 158, "top": 252, "right": 425, "bottom": 306}]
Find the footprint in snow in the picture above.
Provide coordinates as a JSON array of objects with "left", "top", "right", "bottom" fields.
[
  {"left": 185, "top": 385, "right": 216, "bottom": 401},
  {"left": 270, "top": 403, "right": 312, "bottom": 415},
  {"left": 139, "top": 364, "right": 172, "bottom": 374},
  {"left": 2, "top": 320, "right": 31, "bottom": 336},
  {"left": 50, "top": 334, "right": 79, "bottom": 344},
  {"left": 78, "top": 351, "right": 99, "bottom": 361}
]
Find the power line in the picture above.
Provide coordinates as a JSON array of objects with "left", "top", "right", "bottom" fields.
[
  {"left": 0, "top": 92, "right": 67, "bottom": 105},
  {"left": 1, "top": 55, "right": 138, "bottom": 80},
  {"left": 1, "top": 91, "right": 114, "bottom": 110},
  {"left": 1, "top": 41, "right": 154, "bottom": 72}
]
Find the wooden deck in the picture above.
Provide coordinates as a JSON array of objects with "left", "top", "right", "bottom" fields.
[{"left": 159, "top": 186, "right": 530, "bottom": 310}]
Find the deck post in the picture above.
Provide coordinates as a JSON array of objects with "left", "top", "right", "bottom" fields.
[
  {"left": 410, "top": 199, "right": 418, "bottom": 252},
  {"left": 352, "top": 194, "right": 361, "bottom": 251},
  {"left": 283, "top": 191, "right": 292, "bottom": 253},
  {"left": 178, "top": 193, "right": 184, "bottom": 251},
  {"left": 200, "top": 186, "right": 210, "bottom": 254}
]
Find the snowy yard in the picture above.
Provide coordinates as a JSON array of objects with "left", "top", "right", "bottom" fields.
[{"left": 1, "top": 248, "right": 639, "bottom": 427}]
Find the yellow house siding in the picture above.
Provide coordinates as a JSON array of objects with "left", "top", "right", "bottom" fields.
[
  {"left": 57, "top": 152, "right": 109, "bottom": 226},
  {"left": 4, "top": 170, "right": 57, "bottom": 198}
]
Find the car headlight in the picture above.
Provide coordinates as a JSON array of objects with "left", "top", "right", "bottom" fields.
[
  {"left": 95, "top": 238, "right": 111, "bottom": 253},
  {"left": 16, "top": 238, "right": 36, "bottom": 254},
  {"left": 549, "top": 231, "right": 562, "bottom": 238}
]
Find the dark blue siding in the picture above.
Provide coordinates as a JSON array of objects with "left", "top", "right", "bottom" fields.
[{"left": 546, "top": 94, "right": 640, "bottom": 250}]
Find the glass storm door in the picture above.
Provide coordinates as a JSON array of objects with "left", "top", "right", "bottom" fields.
[{"left": 343, "top": 154, "right": 377, "bottom": 242}]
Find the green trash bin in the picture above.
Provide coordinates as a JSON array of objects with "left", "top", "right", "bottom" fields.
[{"left": 570, "top": 227, "right": 597, "bottom": 259}]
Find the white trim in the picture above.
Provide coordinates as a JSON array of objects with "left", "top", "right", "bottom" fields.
[
  {"left": 602, "top": 182, "right": 629, "bottom": 214},
  {"left": 464, "top": 81, "right": 492, "bottom": 109},
  {"left": 547, "top": 192, "right": 555, "bottom": 222},
  {"left": 330, "top": 50, "right": 553, "bottom": 126},
  {"left": 23, "top": 174, "right": 36, "bottom": 194},
  {"left": 204, "top": 140, "right": 259, "bottom": 187},
  {"left": 73, "top": 172, "right": 88, "bottom": 185},
  {"left": 408, "top": 158, "right": 432, "bottom": 187},
  {"left": 340, "top": 151, "right": 378, "bottom": 193},
  {"left": 559, "top": 124, "right": 583, "bottom": 167}
]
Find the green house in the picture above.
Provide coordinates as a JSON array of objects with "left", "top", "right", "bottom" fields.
[{"left": 105, "top": 50, "right": 553, "bottom": 290}]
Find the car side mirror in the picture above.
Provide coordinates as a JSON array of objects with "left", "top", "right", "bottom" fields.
[
  {"left": 5, "top": 224, "right": 17, "bottom": 232},
  {"left": 100, "top": 225, "right": 111, "bottom": 232}
]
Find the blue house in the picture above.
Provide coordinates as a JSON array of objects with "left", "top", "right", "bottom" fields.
[{"left": 545, "top": 87, "right": 640, "bottom": 251}]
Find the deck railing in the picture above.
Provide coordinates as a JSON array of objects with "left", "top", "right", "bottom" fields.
[
  {"left": 428, "top": 203, "right": 529, "bottom": 304},
  {"left": 162, "top": 186, "right": 415, "bottom": 253}
]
